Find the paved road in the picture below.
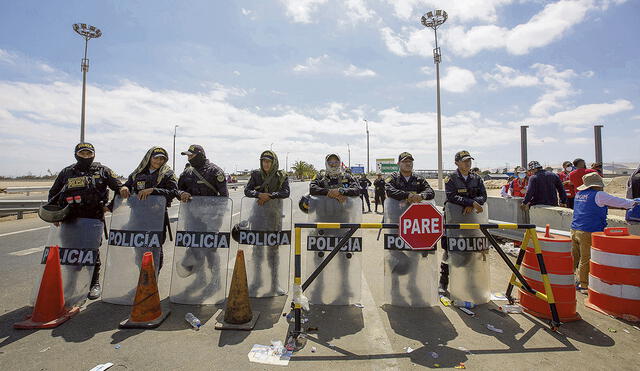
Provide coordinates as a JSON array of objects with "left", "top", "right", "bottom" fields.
[{"left": 0, "top": 182, "right": 638, "bottom": 370}]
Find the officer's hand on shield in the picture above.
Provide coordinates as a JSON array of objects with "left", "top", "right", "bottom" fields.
[
  {"left": 463, "top": 206, "right": 474, "bottom": 215},
  {"left": 53, "top": 222, "right": 60, "bottom": 227},
  {"left": 473, "top": 201, "right": 483, "bottom": 213},
  {"left": 119, "top": 186, "right": 130, "bottom": 199},
  {"left": 180, "top": 192, "right": 192, "bottom": 202},
  {"left": 138, "top": 188, "right": 154, "bottom": 200},
  {"left": 327, "top": 189, "right": 341, "bottom": 199},
  {"left": 257, "top": 193, "right": 271, "bottom": 206}
]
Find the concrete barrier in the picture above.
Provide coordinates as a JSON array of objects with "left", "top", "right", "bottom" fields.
[{"left": 433, "top": 190, "right": 640, "bottom": 237}]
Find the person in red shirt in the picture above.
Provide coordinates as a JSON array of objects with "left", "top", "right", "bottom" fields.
[
  {"left": 569, "top": 158, "right": 596, "bottom": 192},
  {"left": 558, "top": 160, "right": 576, "bottom": 209},
  {"left": 510, "top": 166, "right": 528, "bottom": 197}
]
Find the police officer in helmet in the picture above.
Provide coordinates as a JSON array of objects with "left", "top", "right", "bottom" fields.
[
  {"left": 440, "top": 150, "right": 487, "bottom": 293},
  {"left": 46, "top": 143, "right": 126, "bottom": 299},
  {"left": 385, "top": 152, "right": 435, "bottom": 203}
]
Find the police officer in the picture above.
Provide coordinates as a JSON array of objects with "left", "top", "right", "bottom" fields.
[
  {"left": 118, "top": 146, "right": 179, "bottom": 271},
  {"left": 358, "top": 173, "right": 372, "bottom": 213},
  {"left": 244, "top": 150, "right": 290, "bottom": 295},
  {"left": 385, "top": 152, "right": 435, "bottom": 203},
  {"left": 178, "top": 144, "right": 228, "bottom": 199},
  {"left": 309, "top": 154, "right": 360, "bottom": 199},
  {"left": 440, "top": 150, "right": 487, "bottom": 293},
  {"left": 47, "top": 143, "right": 126, "bottom": 300},
  {"left": 373, "top": 173, "right": 386, "bottom": 213}
]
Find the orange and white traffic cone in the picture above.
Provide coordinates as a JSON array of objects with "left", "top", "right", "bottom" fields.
[
  {"left": 14, "top": 245, "right": 80, "bottom": 329},
  {"left": 119, "top": 252, "right": 170, "bottom": 328}
]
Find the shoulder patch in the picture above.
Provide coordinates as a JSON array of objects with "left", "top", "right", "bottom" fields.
[
  {"left": 444, "top": 176, "right": 450, "bottom": 183},
  {"left": 385, "top": 176, "right": 393, "bottom": 183},
  {"left": 217, "top": 174, "right": 225, "bottom": 182}
]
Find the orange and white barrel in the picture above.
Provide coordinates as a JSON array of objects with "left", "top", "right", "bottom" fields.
[
  {"left": 586, "top": 227, "right": 640, "bottom": 321},
  {"left": 519, "top": 226, "right": 580, "bottom": 322}
]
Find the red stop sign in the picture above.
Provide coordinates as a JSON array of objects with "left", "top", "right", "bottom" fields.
[{"left": 399, "top": 203, "right": 444, "bottom": 250}]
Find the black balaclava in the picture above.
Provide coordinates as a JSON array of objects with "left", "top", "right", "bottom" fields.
[
  {"left": 74, "top": 142, "right": 95, "bottom": 172},
  {"left": 188, "top": 153, "right": 206, "bottom": 169}
]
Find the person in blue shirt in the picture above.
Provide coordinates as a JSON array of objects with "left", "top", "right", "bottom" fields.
[
  {"left": 522, "top": 160, "right": 567, "bottom": 208},
  {"left": 571, "top": 172, "right": 639, "bottom": 292}
]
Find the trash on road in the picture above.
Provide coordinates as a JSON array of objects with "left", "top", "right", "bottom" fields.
[
  {"left": 311, "top": 346, "right": 317, "bottom": 353},
  {"left": 500, "top": 304, "right": 523, "bottom": 314},
  {"left": 248, "top": 342, "right": 293, "bottom": 366},
  {"left": 430, "top": 351, "right": 439, "bottom": 359},
  {"left": 608, "top": 328, "right": 617, "bottom": 333},
  {"left": 491, "top": 292, "right": 507, "bottom": 301},
  {"left": 440, "top": 295, "right": 452, "bottom": 306},
  {"left": 455, "top": 362, "right": 466, "bottom": 369},
  {"left": 459, "top": 307, "right": 475, "bottom": 316},
  {"left": 353, "top": 303, "right": 364, "bottom": 308},
  {"left": 486, "top": 324, "right": 504, "bottom": 333},
  {"left": 185, "top": 312, "right": 201, "bottom": 330},
  {"left": 404, "top": 346, "right": 414, "bottom": 353},
  {"left": 623, "top": 329, "right": 630, "bottom": 334},
  {"left": 633, "top": 326, "right": 640, "bottom": 331},
  {"left": 39, "top": 347, "right": 50, "bottom": 353},
  {"left": 114, "top": 344, "right": 121, "bottom": 350},
  {"left": 89, "top": 363, "right": 114, "bottom": 371}
]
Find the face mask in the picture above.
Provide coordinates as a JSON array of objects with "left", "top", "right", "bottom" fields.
[
  {"left": 188, "top": 154, "right": 206, "bottom": 168},
  {"left": 565, "top": 166, "right": 573, "bottom": 172},
  {"left": 518, "top": 173, "right": 525, "bottom": 179},
  {"left": 75, "top": 155, "right": 94, "bottom": 171}
]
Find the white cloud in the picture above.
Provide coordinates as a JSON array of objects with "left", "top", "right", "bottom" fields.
[
  {"left": 293, "top": 55, "right": 376, "bottom": 78},
  {"left": 240, "top": 8, "right": 257, "bottom": 20},
  {"left": 483, "top": 64, "right": 539, "bottom": 89},
  {"left": 384, "top": 0, "right": 513, "bottom": 23},
  {"left": 279, "top": 0, "right": 328, "bottom": 23},
  {"left": 529, "top": 63, "right": 577, "bottom": 117},
  {"left": 381, "top": 1, "right": 623, "bottom": 58},
  {"left": 418, "top": 66, "right": 476, "bottom": 93},
  {"left": 343, "top": 64, "right": 377, "bottom": 77},
  {"left": 544, "top": 99, "right": 633, "bottom": 126},
  {"left": 343, "top": 0, "right": 376, "bottom": 24},
  {"left": 0, "top": 48, "right": 62, "bottom": 77}
]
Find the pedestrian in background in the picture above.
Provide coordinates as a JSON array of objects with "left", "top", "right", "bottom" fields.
[
  {"left": 501, "top": 176, "right": 515, "bottom": 198},
  {"left": 569, "top": 158, "right": 596, "bottom": 191},
  {"left": 591, "top": 162, "right": 603, "bottom": 177},
  {"left": 509, "top": 166, "right": 527, "bottom": 198},
  {"left": 358, "top": 173, "right": 372, "bottom": 213},
  {"left": 558, "top": 161, "right": 576, "bottom": 209},
  {"left": 373, "top": 173, "right": 386, "bottom": 213},
  {"left": 522, "top": 161, "right": 567, "bottom": 208}
]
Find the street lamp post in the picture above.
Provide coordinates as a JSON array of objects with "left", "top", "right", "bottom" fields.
[
  {"left": 347, "top": 144, "right": 351, "bottom": 168},
  {"left": 73, "top": 23, "right": 102, "bottom": 143},
  {"left": 286, "top": 152, "right": 289, "bottom": 174},
  {"left": 421, "top": 10, "right": 447, "bottom": 189},
  {"left": 173, "top": 125, "right": 179, "bottom": 170},
  {"left": 363, "top": 119, "right": 370, "bottom": 174}
]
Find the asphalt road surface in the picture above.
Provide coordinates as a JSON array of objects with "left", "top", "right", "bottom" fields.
[{"left": 0, "top": 182, "right": 638, "bottom": 370}]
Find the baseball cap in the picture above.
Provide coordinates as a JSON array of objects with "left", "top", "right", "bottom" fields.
[
  {"left": 75, "top": 142, "right": 95, "bottom": 154},
  {"left": 528, "top": 160, "right": 542, "bottom": 171},
  {"left": 181, "top": 144, "right": 205, "bottom": 156},
  {"left": 398, "top": 152, "right": 414, "bottom": 162},
  {"left": 455, "top": 150, "right": 474, "bottom": 162},
  {"left": 151, "top": 147, "right": 168, "bottom": 159}
]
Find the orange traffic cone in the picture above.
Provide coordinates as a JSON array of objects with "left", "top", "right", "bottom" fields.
[
  {"left": 215, "top": 249, "right": 260, "bottom": 330},
  {"left": 120, "top": 252, "right": 170, "bottom": 328},
  {"left": 14, "top": 245, "right": 80, "bottom": 329}
]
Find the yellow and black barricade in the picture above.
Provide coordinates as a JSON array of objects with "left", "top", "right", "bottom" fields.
[{"left": 287, "top": 222, "right": 561, "bottom": 349}]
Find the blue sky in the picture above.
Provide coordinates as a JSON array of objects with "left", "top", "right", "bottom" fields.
[{"left": 1, "top": 0, "right": 639, "bottom": 176}]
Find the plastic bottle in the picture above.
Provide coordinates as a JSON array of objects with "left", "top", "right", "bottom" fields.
[
  {"left": 453, "top": 300, "right": 476, "bottom": 309},
  {"left": 185, "top": 312, "right": 201, "bottom": 330},
  {"left": 439, "top": 295, "right": 452, "bottom": 306},
  {"left": 500, "top": 304, "right": 523, "bottom": 314}
]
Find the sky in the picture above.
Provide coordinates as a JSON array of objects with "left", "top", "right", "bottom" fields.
[{"left": 0, "top": 0, "right": 639, "bottom": 176}]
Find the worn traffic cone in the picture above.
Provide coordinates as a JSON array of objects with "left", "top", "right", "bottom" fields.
[
  {"left": 215, "top": 249, "right": 260, "bottom": 330},
  {"left": 120, "top": 252, "right": 170, "bottom": 328},
  {"left": 14, "top": 245, "right": 80, "bottom": 329}
]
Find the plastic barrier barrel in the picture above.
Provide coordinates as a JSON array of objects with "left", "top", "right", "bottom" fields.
[
  {"left": 519, "top": 226, "right": 580, "bottom": 322},
  {"left": 586, "top": 227, "right": 640, "bottom": 321}
]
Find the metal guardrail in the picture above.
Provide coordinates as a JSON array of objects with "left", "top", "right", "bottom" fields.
[
  {"left": 0, "top": 200, "right": 43, "bottom": 219},
  {"left": 0, "top": 186, "right": 50, "bottom": 195}
]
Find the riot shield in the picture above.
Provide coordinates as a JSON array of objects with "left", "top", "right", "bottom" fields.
[
  {"left": 382, "top": 198, "right": 439, "bottom": 307},
  {"left": 102, "top": 195, "right": 167, "bottom": 305},
  {"left": 305, "top": 195, "right": 362, "bottom": 305},
  {"left": 169, "top": 196, "right": 232, "bottom": 304},
  {"left": 445, "top": 202, "right": 491, "bottom": 305},
  {"left": 236, "top": 197, "right": 292, "bottom": 298},
  {"left": 31, "top": 218, "right": 103, "bottom": 308}
]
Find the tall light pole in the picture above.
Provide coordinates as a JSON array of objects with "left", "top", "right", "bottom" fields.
[
  {"left": 73, "top": 23, "right": 102, "bottom": 143},
  {"left": 594, "top": 125, "right": 604, "bottom": 166},
  {"left": 421, "top": 10, "right": 447, "bottom": 189},
  {"left": 363, "top": 119, "right": 370, "bottom": 174},
  {"left": 173, "top": 125, "right": 179, "bottom": 170},
  {"left": 286, "top": 152, "right": 289, "bottom": 173},
  {"left": 520, "top": 125, "right": 528, "bottom": 169},
  {"left": 347, "top": 144, "right": 351, "bottom": 168}
]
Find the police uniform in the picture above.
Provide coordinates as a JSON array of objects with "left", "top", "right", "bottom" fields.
[
  {"left": 48, "top": 142, "right": 123, "bottom": 299},
  {"left": 384, "top": 152, "right": 435, "bottom": 202},
  {"left": 177, "top": 145, "right": 228, "bottom": 197},
  {"left": 358, "top": 176, "right": 372, "bottom": 212},
  {"left": 309, "top": 172, "right": 360, "bottom": 196},
  {"left": 373, "top": 176, "right": 386, "bottom": 212},
  {"left": 440, "top": 150, "right": 487, "bottom": 292}
]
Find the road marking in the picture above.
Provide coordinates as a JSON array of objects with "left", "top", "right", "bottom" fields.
[
  {"left": 8, "top": 247, "right": 42, "bottom": 256},
  {"left": 232, "top": 212, "right": 240, "bottom": 217},
  {"left": 0, "top": 226, "right": 49, "bottom": 238},
  {"left": 360, "top": 272, "right": 399, "bottom": 371}
]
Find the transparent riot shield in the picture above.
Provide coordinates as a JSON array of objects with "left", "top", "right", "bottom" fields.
[
  {"left": 31, "top": 218, "right": 103, "bottom": 308},
  {"left": 305, "top": 195, "right": 362, "bottom": 305},
  {"left": 102, "top": 195, "right": 167, "bottom": 305},
  {"left": 382, "top": 198, "right": 439, "bottom": 307},
  {"left": 445, "top": 202, "right": 491, "bottom": 305},
  {"left": 169, "top": 196, "right": 232, "bottom": 304},
  {"left": 236, "top": 197, "right": 292, "bottom": 298}
]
